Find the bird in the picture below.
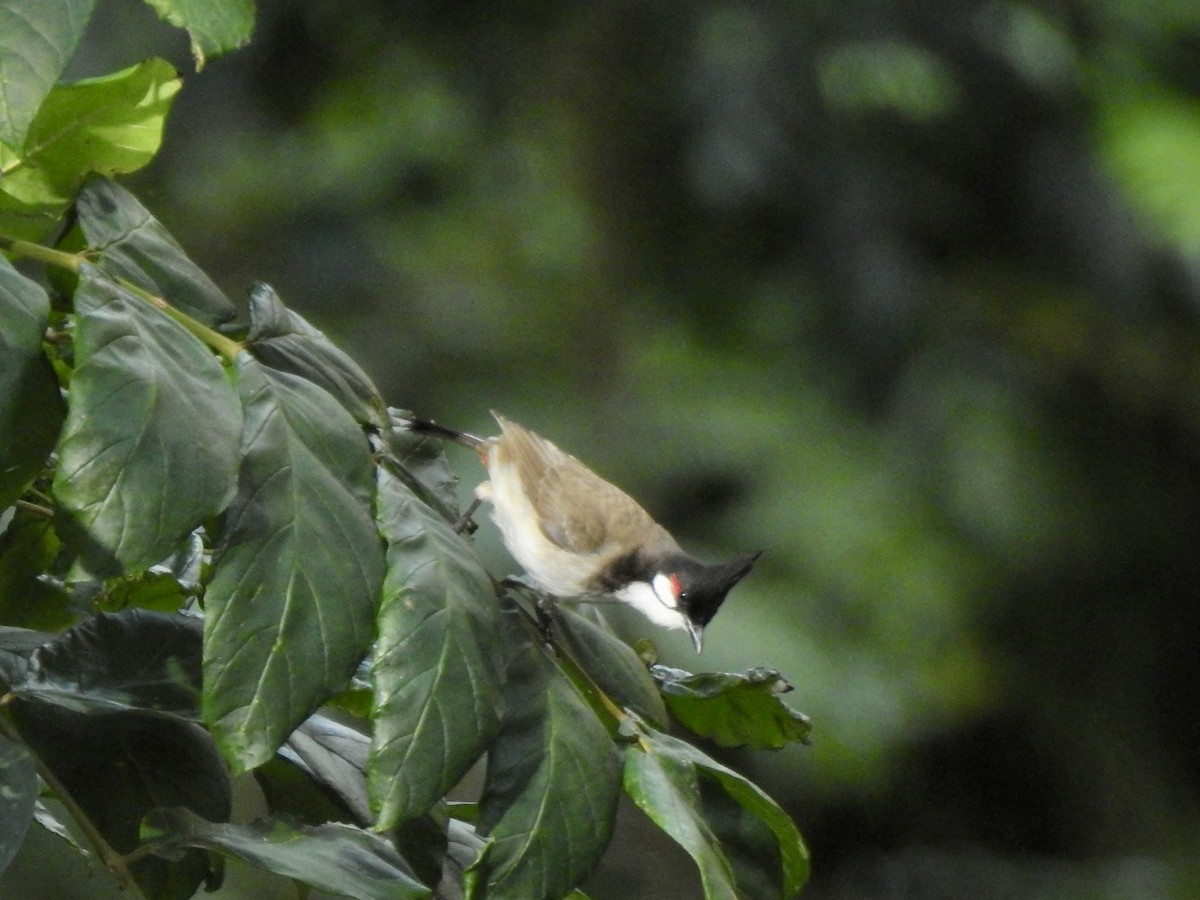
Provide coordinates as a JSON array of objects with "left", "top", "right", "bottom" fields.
[{"left": 405, "top": 411, "right": 760, "bottom": 651}]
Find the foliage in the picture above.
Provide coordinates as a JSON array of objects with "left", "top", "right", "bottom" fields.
[{"left": 0, "top": 2, "right": 810, "bottom": 898}]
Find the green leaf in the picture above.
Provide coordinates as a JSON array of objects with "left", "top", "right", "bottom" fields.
[
  {"left": 203, "top": 355, "right": 384, "bottom": 772},
  {"left": 8, "top": 609, "right": 202, "bottom": 717},
  {"left": 622, "top": 726, "right": 738, "bottom": 900},
  {"left": 552, "top": 606, "right": 668, "bottom": 727},
  {"left": 271, "top": 715, "right": 371, "bottom": 825},
  {"left": 0, "top": 509, "right": 73, "bottom": 630},
  {"left": 0, "top": 0, "right": 97, "bottom": 149},
  {"left": 622, "top": 717, "right": 809, "bottom": 899},
  {"left": 141, "top": 0, "right": 255, "bottom": 69},
  {"left": 381, "top": 417, "right": 462, "bottom": 522},
  {"left": 10, "top": 702, "right": 230, "bottom": 899},
  {"left": 74, "top": 176, "right": 237, "bottom": 327},
  {"left": 141, "top": 809, "right": 431, "bottom": 900},
  {"left": 0, "top": 731, "right": 37, "bottom": 876},
  {"left": 651, "top": 665, "right": 812, "bottom": 750},
  {"left": 0, "top": 254, "right": 63, "bottom": 509},
  {"left": 0, "top": 58, "right": 180, "bottom": 242},
  {"left": 470, "top": 628, "right": 620, "bottom": 900},
  {"left": 246, "top": 282, "right": 390, "bottom": 428},
  {"left": 369, "top": 465, "right": 505, "bottom": 829},
  {"left": 52, "top": 267, "right": 241, "bottom": 578}
]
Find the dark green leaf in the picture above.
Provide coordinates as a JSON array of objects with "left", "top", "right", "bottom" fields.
[
  {"left": 470, "top": 629, "right": 620, "bottom": 900},
  {"left": 0, "top": 254, "right": 63, "bottom": 509},
  {"left": 10, "top": 703, "right": 230, "bottom": 899},
  {"left": 141, "top": 0, "right": 255, "bottom": 69},
  {"left": 203, "top": 355, "right": 383, "bottom": 771},
  {"left": 699, "top": 777, "right": 783, "bottom": 900},
  {"left": 622, "top": 724, "right": 738, "bottom": 900},
  {"left": 278, "top": 715, "right": 371, "bottom": 824},
  {"left": 552, "top": 606, "right": 668, "bottom": 727},
  {"left": 52, "top": 267, "right": 241, "bottom": 578},
  {"left": 246, "top": 282, "right": 390, "bottom": 428},
  {"left": 651, "top": 665, "right": 812, "bottom": 749},
  {"left": 0, "top": 59, "right": 180, "bottom": 242},
  {"left": 141, "top": 808, "right": 431, "bottom": 900},
  {"left": 74, "top": 176, "right": 236, "bottom": 327},
  {"left": 381, "top": 416, "right": 462, "bottom": 522},
  {"left": 369, "top": 465, "right": 505, "bottom": 829},
  {"left": 0, "top": 509, "right": 74, "bottom": 630},
  {"left": 0, "top": 0, "right": 97, "bottom": 148},
  {"left": 622, "top": 717, "right": 809, "bottom": 899},
  {"left": 9, "top": 609, "right": 202, "bottom": 717},
  {"left": 0, "top": 732, "right": 37, "bottom": 876}
]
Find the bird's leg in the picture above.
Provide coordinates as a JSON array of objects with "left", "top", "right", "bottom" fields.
[{"left": 452, "top": 496, "right": 482, "bottom": 535}]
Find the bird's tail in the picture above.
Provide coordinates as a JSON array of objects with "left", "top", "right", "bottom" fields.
[{"left": 397, "top": 414, "right": 488, "bottom": 452}]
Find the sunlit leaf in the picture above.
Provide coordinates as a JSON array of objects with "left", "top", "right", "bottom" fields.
[
  {"left": 203, "top": 355, "right": 383, "bottom": 772},
  {"left": 470, "top": 627, "right": 620, "bottom": 899},
  {"left": 74, "top": 176, "right": 237, "bottom": 327},
  {"left": 246, "top": 282, "right": 390, "bottom": 428},
  {"left": 651, "top": 665, "right": 812, "bottom": 750},
  {"left": 0, "top": 0, "right": 97, "bottom": 148},
  {"left": 0, "top": 254, "right": 63, "bottom": 509},
  {"left": 52, "top": 268, "right": 241, "bottom": 578},
  {"left": 141, "top": 808, "right": 431, "bottom": 900},
  {"left": 0, "top": 59, "right": 180, "bottom": 242},
  {"left": 369, "top": 465, "right": 505, "bottom": 829},
  {"left": 141, "top": 0, "right": 254, "bottom": 69}
]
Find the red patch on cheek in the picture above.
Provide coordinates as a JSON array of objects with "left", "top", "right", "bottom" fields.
[{"left": 669, "top": 573, "right": 682, "bottom": 598}]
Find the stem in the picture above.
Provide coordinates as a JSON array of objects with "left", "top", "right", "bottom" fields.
[
  {"left": 113, "top": 276, "right": 243, "bottom": 364},
  {"left": 0, "top": 710, "right": 148, "bottom": 899},
  {"left": 14, "top": 499, "right": 53, "bottom": 518},
  {"left": 0, "top": 237, "right": 83, "bottom": 272},
  {"left": 0, "top": 234, "right": 244, "bottom": 364}
]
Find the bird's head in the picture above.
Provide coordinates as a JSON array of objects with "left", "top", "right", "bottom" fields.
[{"left": 649, "top": 551, "right": 762, "bottom": 652}]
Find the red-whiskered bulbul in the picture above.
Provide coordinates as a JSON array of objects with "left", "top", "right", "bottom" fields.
[{"left": 407, "top": 412, "right": 760, "bottom": 651}]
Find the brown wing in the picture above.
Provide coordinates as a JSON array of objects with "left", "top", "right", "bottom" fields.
[{"left": 493, "top": 414, "right": 678, "bottom": 556}]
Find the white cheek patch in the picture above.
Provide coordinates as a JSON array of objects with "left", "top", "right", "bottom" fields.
[{"left": 652, "top": 573, "right": 679, "bottom": 609}]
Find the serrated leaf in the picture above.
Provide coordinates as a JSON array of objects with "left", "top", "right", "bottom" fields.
[
  {"left": 369, "top": 465, "right": 505, "bottom": 829},
  {"left": 8, "top": 609, "right": 202, "bottom": 717},
  {"left": 203, "top": 355, "right": 383, "bottom": 772},
  {"left": 470, "top": 630, "right": 620, "bottom": 900},
  {"left": 246, "top": 282, "right": 390, "bottom": 428},
  {"left": 622, "top": 717, "right": 809, "bottom": 899},
  {"left": 142, "top": 809, "right": 431, "bottom": 900},
  {"left": 0, "top": 731, "right": 37, "bottom": 876},
  {"left": 0, "top": 0, "right": 97, "bottom": 149},
  {"left": 651, "top": 665, "right": 812, "bottom": 750},
  {"left": 74, "top": 176, "right": 236, "bottom": 327},
  {"left": 52, "top": 268, "right": 241, "bottom": 578},
  {"left": 0, "top": 58, "right": 180, "bottom": 242},
  {"left": 0, "top": 254, "right": 63, "bottom": 509},
  {"left": 552, "top": 606, "right": 668, "bottom": 727},
  {"left": 141, "top": 0, "right": 254, "bottom": 69},
  {"left": 10, "top": 702, "right": 229, "bottom": 898}
]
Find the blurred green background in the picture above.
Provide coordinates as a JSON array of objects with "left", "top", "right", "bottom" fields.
[{"left": 12, "top": 0, "right": 1200, "bottom": 897}]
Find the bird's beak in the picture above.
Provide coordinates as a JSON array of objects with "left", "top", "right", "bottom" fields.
[{"left": 686, "top": 619, "right": 705, "bottom": 653}]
